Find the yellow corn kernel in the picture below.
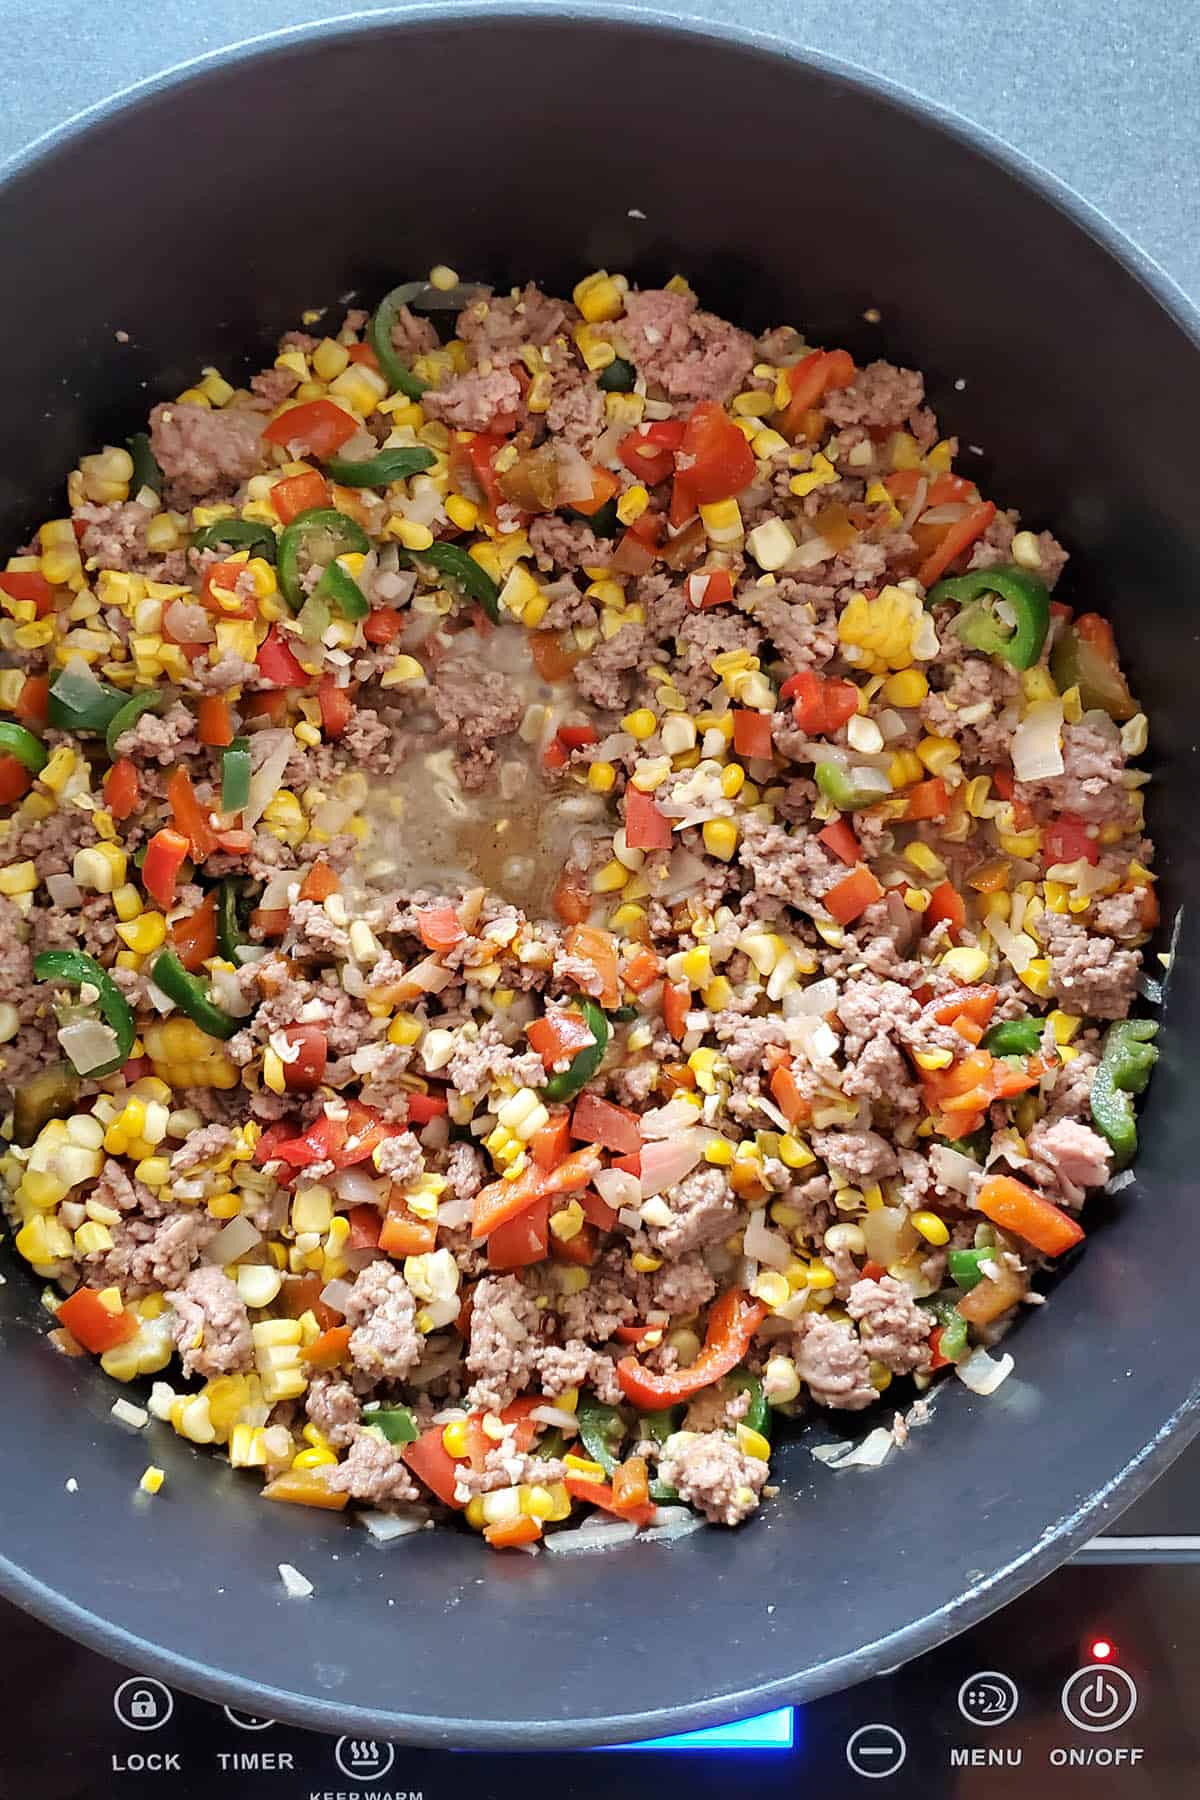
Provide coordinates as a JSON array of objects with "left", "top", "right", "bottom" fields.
[
  {"left": 778, "top": 1134, "right": 815, "bottom": 1170},
  {"left": 746, "top": 518, "right": 797, "bottom": 572},
  {"left": 0, "top": 861, "right": 38, "bottom": 895},
  {"left": 904, "top": 840, "right": 946, "bottom": 880},
  {"left": 572, "top": 270, "right": 626, "bottom": 324},
  {"left": 1020, "top": 957, "right": 1052, "bottom": 998},
  {"left": 550, "top": 1200, "right": 585, "bottom": 1243},
  {"left": 37, "top": 745, "right": 78, "bottom": 793},
  {"left": 116, "top": 911, "right": 167, "bottom": 954},
  {"left": 704, "top": 1138, "right": 735, "bottom": 1166},
  {"left": 868, "top": 1361, "right": 893, "bottom": 1394},
  {"left": 751, "top": 1270, "right": 791, "bottom": 1311},
  {"left": 789, "top": 452, "right": 838, "bottom": 498},
  {"left": 997, "top": 827, "right": 1043, "bottom": 858},
  {"left": 585, "top": 760, "right": 617, "bottom": 795},
  {"left": 887, "top": 749, "right": 924, "bottom": 789},
  {"left": 890, "top": 431, "right": 922, "bottom": 470},
  {"left": 805, "top": 1260, "right": 837, "bottom": 1291},
  {"left": 941, "top": 946, "right": 989, "bottom": 983},
  {"left": 914, "top": 1046, "right": 954, "bottom": 1072},
  {"left": 139, "top": 1466, "right": 165, "bottom": 1495},
  {"left": 631, "top": 1251, "right": 662, "bottom": 1273},
  {"left": 573, "top": 322, "right": 617, "bottom": 372},
  {"left": 916, "top": 734, "right": 959, "bottom": 776},
  {"left": 912, "top": 1210, "right": 950, "bottom": 1246},
  {"left": 442, "top": 1419, "right": 472, "bottom": 1459},
  {"left": 881, "top": 667, "right": 928, "bottom": 707},
  {"left": 1048, "top": 1009, "right": 1081, "bottom": 1045},
  {"left": 1020, "top": 665, "right": 1058, "bottom": 706},
  {"left": 311, "top": 337, "right": 350, "bottom": 381},
  {"left": 702, "top": 818, "right": 739, "bottom": 861},
  {"left": 620, "top": 708, "right": 657, "bottom": 743},
  {"left": 699, "top": 498, "right": 743, "bottom": 545},
  {"left": 616, "top": 484, "right": 649, "bottom": 526},
  {"left": 735, "top": 1423, "right": 771, "bottom": 1462},
  {"left": 563, "top": 1454, "right": 606, "bottom": 1479}
]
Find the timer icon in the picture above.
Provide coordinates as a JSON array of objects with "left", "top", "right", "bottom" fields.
[{"left": 957, "top": 1671, "right": 1020, "bottom": 1727}]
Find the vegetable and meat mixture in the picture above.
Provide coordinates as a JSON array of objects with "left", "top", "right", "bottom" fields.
[{"left": 0, "top": 267, "right": 1160, "bottom": 1546}]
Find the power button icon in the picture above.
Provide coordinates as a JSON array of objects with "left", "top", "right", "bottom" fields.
[{"left": 1061, "top": 1664, "right": 1138, "bottom": 1732}]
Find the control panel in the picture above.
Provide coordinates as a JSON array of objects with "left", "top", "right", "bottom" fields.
[{"left": 4, "top": 1559, "right": 1195, "bottom": 1797}]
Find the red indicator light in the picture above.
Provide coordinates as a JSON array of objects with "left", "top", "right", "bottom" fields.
[{"left": 1090, "top": 1638, "right": 1114, "bottom": 1661}]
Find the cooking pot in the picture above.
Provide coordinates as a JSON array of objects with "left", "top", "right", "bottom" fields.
[{"left": 0, "top": 4, "right": 1197, "bottom": 1750}]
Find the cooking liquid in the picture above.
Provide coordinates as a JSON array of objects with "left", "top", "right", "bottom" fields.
[{"left": 355, "top": 630, "right": 610, "bottom": 915}]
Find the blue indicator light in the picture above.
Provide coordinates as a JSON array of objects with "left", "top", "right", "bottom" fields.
[{"left": 614, "top": 1706, "right": 795, "bottom": 1751}]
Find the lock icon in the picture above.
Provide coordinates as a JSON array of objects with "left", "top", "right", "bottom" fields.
[{"left": 114, "top": 1676, "right": 173, "bottom": 1731}]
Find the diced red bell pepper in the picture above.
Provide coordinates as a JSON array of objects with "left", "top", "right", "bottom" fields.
[
  {"left": 0, "top": 569, "right": 54, "bottom": 614},
  {"left": 616, "top": 1287, "right": 766, "bottom": 1410},
  {"left": 686, "top": 567, "right": 734, "bottom": 609},
  {"left": 905, "top": 777, "right": 949, "bottom": 822},
  {"left": 781, "top": 668, "right": 860, "bottom": 735},
  {"left": 0, "top": 756, "right": 32, "bottom": 804},
  {"left": 817, "top": 817, "right": 862, "bottom": 865},
  {"left": 1043, "top": 813, "right": 1099, "bottom": 867},
  {"left": 378, "top": 1197, "right": 437, "bottom": 1257},
  {"left": 925, "top": 879, "right": 967, "bottom": 941},
  {"left": 619, "top": 419, "right": 686, "bottom": 487},
  {"left": 662, "top": 980, "right": 690, "bottom": 1043},
  {"left": 563, "top": 1471, "right": 656, "bottom": 1529},
  {"left": 976, "top": 1173, "right": 1085, "bottom": 1258},
  {"left": 103, "top": 757, "right": 140, "bottom": 822},
  {"left": 769, "top": 1062, "right": 812, "bottom": 1126},
  {"left": 776, "top": 348, "right": 855, "bottom": 439},
  {"left": 346, "top": 1203, "right": 382, "bottom": 1250},
  {"left": 487, "top": 1197, "right": 550, "bottom": 1270},
  {"left": 527, "top": 1009, "right": 597, "bottom": 1068},
  {"left": 317, "top": 673, "right": 353, "bottom": 738},
  {"left": 406, "top": 1091, "right": 449, "bottom": 1124},
  {"left": 199, "top": 560, "right": 255, "bottom": 619},
  {"left": 531, "top": 1111, "right": 572, "bottom": 1170},
  {"left": 142, "top": 828, "right": 191, "bottom": 909},
  {"left": 916, "top": 501, "right": 997, "bottom": 589},
  {"left": 621, "top": 946, "right": 662, "bottom": 993},
  {"left": 273, "top": 1100, "right": 393, "bottom": 1171},
  {"left": 550, "top": 868, "right": 592, "bottom": 925},
  {"left": 57, "top": 1287, "right": 139, "bottom": 1354},
  {"left": 569, "top": 467, "right": 622, "bottom": 516},
  {"left": 281, "top": 1024, "right": 328, "bottom": 1092},
  {"left": 562, "top": 924, "right": 619, "bottom": 1009},
  {"left": 624, "top": 785, "right": 673, "bottom": 851},
  {"left": 302, "top": 1325, "right": 352, "bottom": 1370},
  {"left": 529, "top": 630, "right": 581, "bottom": 683},
  {"left": 262, "top": 398, "right": 358, "bottom": 458},
  {"left": 363, "top": 608, "right": 404, "bottom": 646},
  {"left": 256, "top": 626, "right": 307, "bottom": 688},
  {"left": 472, "top": 1145, "right": 603, "bottom": 1240},
  {"left": 196, "top": 694, "right": 234, "bottom": 747},
  {"left": 731, "top": 709, "right": 774, "bottom": 760},
  {"left": 580, "top": 1188, "right": 620, "bottom": 1230},
  {"left": 825, "top": 865, "right": 885, "bottom": 926},
  {"left": 416, "top": 904, "right": 466, "bottom": 953},
  {"left": 679, "top": 400, "right": 756, "bottom": 504},
  {"left": 402, "top": 1426, "right": 466, "bottom": 1509},
  {"left": 169, "top": 892, "right": 218, "bottom": 972},
  {"left": 167, "top": 766, "right": 218, "bottom": 861},
  {"left": 450, "top": 431, "right": 508, "bottom": 522},
  {"left": 570, "top": 1092, "right": 641, "bottom": 1155},
  {"left": 298, "top": 858, "right": 339, "bottom": 902},
  {"left": 16, "top": 674, "right": 50, "bottom": 729},
  {"left": 271, "top": 469, "right": 332, "bottom": 525}
]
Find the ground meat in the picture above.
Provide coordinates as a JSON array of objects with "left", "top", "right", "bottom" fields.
[
  {"left": 921, "top": 655, "right": 1021, "bottom": 765},
  {"left": 658, "top": 1429, "right": 767, "bottom": 1526},
  {"left": 74, "top": 500, "right": 185, "bottom": 581},
  {"left": 1026, "top": 1116, "right": 1112, "bottom": 1206},
  {"left": 572, "top": 621, "right": 648, "bottom": 710},
  {"left": 650, "top": 1252, "right": 719, "bottom": 1316},
  {"left": 326, "top": 1428, "right": 421, "bottom": 1505},
  {"left": 352, "top": 1042, "right": 413, "bottom": 1122},
  {"left": 442, "top": 1141, "right": 486, "bottom": 1201},
  {"left": 389, "top": 304, "right": 439, "bottom": 360},
  {"left": 428, "top": 655, "right": 523, "bottom": 775},
  {"left": 444, "top": 1021, "right": 544, "bottom": 1095},
  {"left": 738, "top": 813, "right": 841, "bottom": 906},
  {"left": 683, "top": 1383, "right": 752, "bottom": 1434},
  {"left": 304, "top": 1371, "right": 360, "bottom": 1448},
  {"left": 671, "top": 609, "right": 761, "bottom": 707},
  {"left": 458, "top": 284, "right": 570, "bottom": 356},
  {"left": 339, "top": 707, "right": 396, "bottom": 772},
  {"left": 823, "top": 361, "right": 925, "bottom": 433},
  {"left": 1043, "top": 912, "right": 1139, "bottom": 1019},
  {"left": 1092, "top": 889, "right": 1145, "bottom": 941},
  {"left": 750, "top": 584, "right": 838, "bottom": 670},
  {"left": 546, "top": 365, "right": 604, "bottom": 451},
  {"left": 92, "top": 1157, "right": 161, "bottom": 1215},
  {"left": 114, "top": 702, "right": 200, "bottom": 765},
  {"left": 455, "top": 1447, "right": 569, "bottom": 1499},
  {"left": 810, "top": 1128, "right": 901, "bottom": 1184},
  {"left": 536, "top": 1341, "right": 622, "bottom": 1406},
  {"left": 646, "top": 1165, "right": 738, "bottom": 1258},
  {"left": 845, "top": 1275, "right": 932, "bottom": 1376},
  {"left": 615, "top": 289, "right": 754, "bottom": 403},
  {"left": 836, "top": 977, "right": 923, "bottom": 1112},
  {"left": 148, "top": 401, "right": 265, "bottom": 500},
  {"left": 372, "top": 1130, "right": 424, "bottom": 1185},
  {"left": 422, "top": 365, "right": 522, "bottom": 432},
  {"left": 85, "top": 1208, "right": 217, "bottom": 1298},
  {"left": 1016, "top": 715, "right": 1131, "bottom": 827},
  {"left": 343, "top": 1261, "right": 421, "bottom": 1381},
  {"left": 249, "top": 366, "right": 299, "bottom": 408},
  {"left": 170, "top": 1122, "right": 236, "bottom": 1174},
  {"left": 553, "top": 1250, "right": 640, "bottom": 1340},
  {"left": 527, "top": 513, "right": 607, "bottom": 574},
  {"left": 465, "top": 1274, "right": 543, "bottom": 1412},
  {"left": 792, "top": 1313, "right": 876, "bottom": 1410},
  {"left": 166, "top": 1266, "right": 253, "bottom": 1379}
]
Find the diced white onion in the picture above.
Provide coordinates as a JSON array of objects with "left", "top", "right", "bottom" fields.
[
  {"left": 529, "top": 1405, "right": 581, "bottom": 1432},
  {"left": 360, "top": 1511, "right": 426, "bottom": 1543},
  {"left": 544, "top": 1520, "right": 640, "bottom": 1553},
  {"left": 956, "top": 1346, "right": 1015, "bottom": 1395},
  {"left": 744, "top": 1208, "right": 793, "bottom": 1270},
  {"left": 245, "top": 729, "right": 295, "bottom": 828},
  {"left": 639, "top": 1131, "right": 705, "bottom": 1196},
  {"left": 332, "top": 1167, "right": 384, "bottom": 1205},
  {"left": 57, "top": 1019, "right": 120, "bottom": 1076},
  {"left": 595, "top": 1168, "right": 642, "bottom": 1211},
  {"left": 638, "top": 1507, "right": 707, "bottom": 1542},
  {"left": 259, "top": 870, "right": 298, "bottom": 909},
  {"left": 111, "top": 1399, "right": 148, "bottom": 1430},
  {"left": 164, "top": 600, "right": 216, "bottom": 643},
  {"left": 1106, "top": 1169, "right": 1136, "bottom": 1194},
  {"left": 555, "top": 442, "right": 598, "bottom": 504},
  {"left": 919, "top": 503, "right": 969, "bottom": 526},
  {"left": 436, "top": 1198, "right": 472, "bottom": 1229},
  {"left": 639, "top": 1096, "right": 705, "bottom": 1139},
  {"left": 318, "top": 1278, "right": 355, "bottom": 1316},
  {"left": 201, "top": 1215, "right": 262, "bottom": 1265},
  {"left": 210, "top": 966, "right": 254, "bottom": 1017},
  {"left": 45, "top": 873, "right": 83, "bottom": 908},
  {"left": 928, "top": 1144, "right": 982, "bottom": 1195},
  {"left": 794, "top": 976, "right": 839, "bottom": 1018},
  {"left": 831, "top": 1426, "right": 895, "bottom": 1469},
  {"left": 278, "top": 1562, "right": 314, "bottom": 1599},
  {"left": 1010, "top": 698, "right": 1064, "bottom": 782}
]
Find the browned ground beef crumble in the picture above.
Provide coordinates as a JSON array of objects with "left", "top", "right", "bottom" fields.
[{"left": 0, "top": 270, "right": 1157, "bottom": 1542}]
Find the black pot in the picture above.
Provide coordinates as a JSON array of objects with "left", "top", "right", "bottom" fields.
[{"left": 0, "top": 5, "right": 1197, "bottom": 1750}]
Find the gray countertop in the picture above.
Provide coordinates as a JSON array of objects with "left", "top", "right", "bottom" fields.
[{"left": 4, "top": 0, "right": 1198, "bottom": 303}]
